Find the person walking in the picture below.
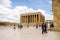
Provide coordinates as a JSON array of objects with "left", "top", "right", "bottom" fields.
[
  {"left": 48, "top": 23, "right": 50, "bottom": 29},
  {"left": 44, "top": 23, "right": 47, "bottom": 33},
  {"left": 36, "top": 25, "right": 38, "bottom": 29},
  {"left": 41, "top": 23, "right": 45, "bottom": 34},
  {"left": 14, "top": 25, "right": 16, "bottom": 30}
]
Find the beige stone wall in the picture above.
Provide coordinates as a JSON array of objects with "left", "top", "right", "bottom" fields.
[
  {"left": 52, "top": 0, "right": 60, "bottom": 31},
  {"left": 0, "top": 22, "right": 18, "bottom": 26},
  {"left": 20, "top": 12, "right": 45, "bottom": 27},
  {"left": 0, "top": 22, "right": 9, "bottom": 26}
]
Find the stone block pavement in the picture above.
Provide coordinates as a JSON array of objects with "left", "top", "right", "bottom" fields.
[{"left": 0, "top": 26, "right": 60, "bottom": 40}]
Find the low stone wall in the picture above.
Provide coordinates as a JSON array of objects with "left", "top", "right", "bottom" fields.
[{"left": 54, "top": 27, "right": 60, "bottom": 32}]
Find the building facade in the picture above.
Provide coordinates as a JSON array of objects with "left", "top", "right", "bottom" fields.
[
  {"left": 52, "top": 0, "right": 60, "bottom": 31},
  {"left": 0, "top": 22, "right": 18, "bottom": 26},
  {"left": 20, "top": 12, "right": 45, "bottom": 27}
]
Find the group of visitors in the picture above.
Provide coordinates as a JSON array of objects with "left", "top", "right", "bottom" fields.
[
  {"left": 13, "top": 23, "right": 48, "bottom": 34},
  {"left": 13, "top": 24, "right": 23, "bottom": 30},
  {"left": 18, "top": 24, "right": 23, "bottom": 29},
  {"left": 42, "top": 23, "right": 47, "bottom": 34}
]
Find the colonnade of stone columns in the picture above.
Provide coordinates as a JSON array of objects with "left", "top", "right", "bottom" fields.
[{"left": 21, "top": 14, "right": 40, "bottom": 24}]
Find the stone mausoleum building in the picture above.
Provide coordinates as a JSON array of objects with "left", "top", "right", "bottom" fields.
[
  {"left": 52, "top": 0, "right": 60, "bottom": 31},
  {"left": 20, "top": 12, "right": 45, "bottom": 27}
]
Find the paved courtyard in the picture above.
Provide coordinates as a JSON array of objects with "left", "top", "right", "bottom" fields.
[{"left": 0, "top": 26, "right": 60, "bottom": 40}]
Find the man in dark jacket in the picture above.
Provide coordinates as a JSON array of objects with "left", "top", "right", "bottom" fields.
[
  {"left": 42, "top": 23, "right": 45, "bottom": 34},
  {"left": 44, "top": 23, "right": 47, "bottom": 33}
]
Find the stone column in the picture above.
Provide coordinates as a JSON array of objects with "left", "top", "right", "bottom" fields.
[
  {"left": 31, "top": 15, "right": 32, "bottom": 23},
  {"left": 23, "top": 16, "right": 24, "bottom": 23},
  {"left": 24, "top": 17, "right": 25, "bottom": 23},
  {"left": 27, "top": 15, "right": 28, "bottom": 24},
  {"left": 39, "top": 15, "right": 40, "bottom": 23},
  {"left": 33, "top": 15, "right": 34, "bottom": 23},
  {"left": 34, "top": 15, "right": 35, "bottom": 23},
  {"left": 22, "top": 16, "right": 23, "bottom": 23},
  {"left": 24, "top": 16, "right": 26, "bottom": 23},
  {"left": 31, "top": 15, "right": 33, "bottom": 23},
  {"left": 35, "top": 14, "right": 37, "bottom": 25},
  {"left": 32, "top": 15, "right": 33, "bottom": 23},
  {"left": 30, "top": 15, "right": 31, "bottom": 23},
  {"left": 20, "top": 15, "right": 22, "bottom": 23},
  {"left": 26, "top": 15, "right": 27, "bottom": 23}
]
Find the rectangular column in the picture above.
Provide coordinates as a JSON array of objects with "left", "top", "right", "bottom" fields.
[
  {"left": 27, "top": 15, "right": 28, "bottom": 24},
  {"left": 39, "top": 14, "right": 40, "bottom": 22},
  {"left": 36, "top": 14, "right": 37, "bottom": 23},
  {"left": 32, "top": 15, "right": 33, "bottom": 23},
  {"left": 24, "top": 17, "right": 25, "bottom": 23},
  {"left": 24, "top": 16, "right": 26, "bottom": 23},
  {"left": 26, "top": 15, "right": 27, "bottom": 23},
  {"left": 31, "top": 15, "right": 33, "bottom": 23},
  {"left": 20, "top": 15, "right": 22, "bottom": 23},
  {"left": 34, "top": 15, "right": 35, "bottom": 23},
  {"left": 33, "top": 15, "right": 34, "bottom": 23},
  {"left": 31, "top": 15, "right": 32, "bottom": 23},
  {"left": 30, "top": 15, "right": 31, "bottom": 23}
]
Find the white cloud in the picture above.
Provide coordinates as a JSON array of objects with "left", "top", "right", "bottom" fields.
[
  {"left": 44, "top": 13, "right": 53, "bottom": 20},
  {"left": 0, "top": 5, "right": 11, "bottom": 14},
  {"left": 0, "top": 0, "right": 53, "bottom": 23},
  {"left": 0, "top": 5, "right": 53, "bottom": 23},
  {"left": 49, "top": 0, "right": 52, "bottom": 4},
  {"left": 0, "top": 0, "right": 11, "bottom": 7},
  {"left": 14, "top": 6, "right": 35, "bottom": 14},
  {"left": 0, "top": 5, "right": 17, "bottom": 22},
  {"left": 36, "top": 9, "right": 53, "bottom": 20},
  {"left": 15, "top": 6, "right": 53, "bottom": 22}
]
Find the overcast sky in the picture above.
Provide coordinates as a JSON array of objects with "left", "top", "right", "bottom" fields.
[{"left": 0, "top": 0, "right": 53, "bottom": 23}]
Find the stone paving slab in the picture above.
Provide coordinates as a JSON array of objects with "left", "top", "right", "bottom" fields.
[{"left": 0, "top": 26, "right": 60, "bottom": 40}]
